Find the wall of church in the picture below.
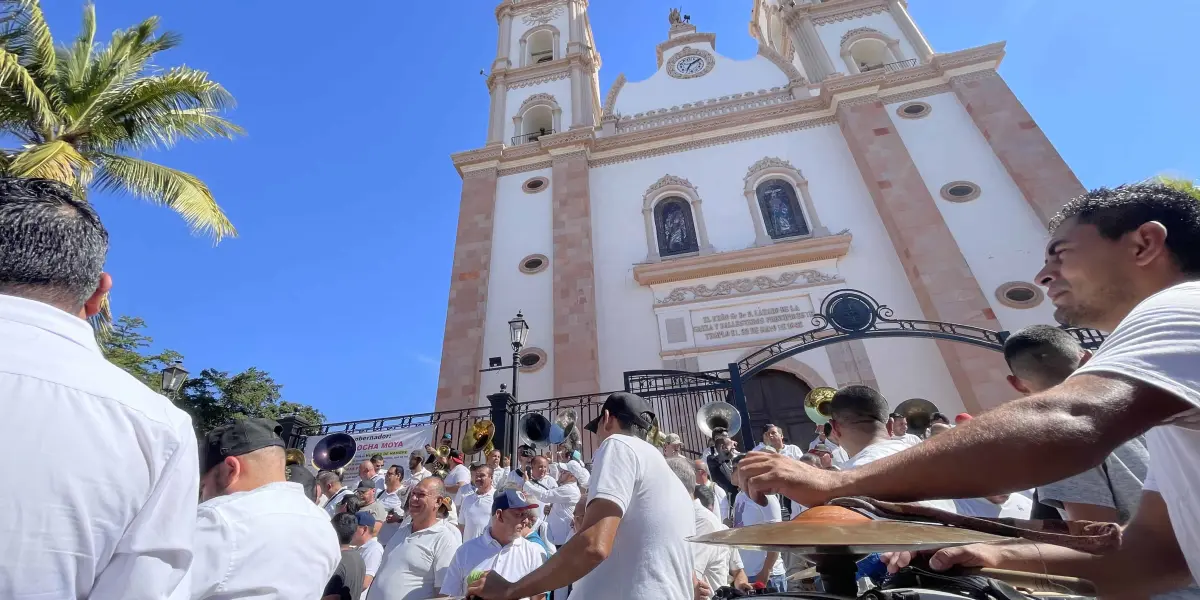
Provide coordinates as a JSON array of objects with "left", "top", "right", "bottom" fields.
[
  {"left": 479, "top": 167, "right": 556, "bottom": 403},
  {"left": 505, "top": 78, "right": 574, "bottom": 145},
  {"left": 587, "top": 123, "right": 962, "bottom": 410},
  {"left": 614, "top": 45, "right": 789, "bottom": 117},
  {"left": 506, "top": 10, "right": 570, "bottom": 68},
  {"left": 815, "top": 13, "right": 918, "bottom": 71},
  {"left": 887, "top": 92, "right": 1059, "bottom": 333}
]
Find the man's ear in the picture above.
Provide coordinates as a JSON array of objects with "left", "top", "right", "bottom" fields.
[
  {"left": 1130, "top": 221, "right": 1170, "bottom": 268},
  {"left": 81, "top": 272, "right": 113, "bottom": 318},
  {"left": 1006, "top": 374, "right": 1032, "bottom": 396}
]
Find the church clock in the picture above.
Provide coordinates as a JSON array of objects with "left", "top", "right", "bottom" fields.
[{"left": 668, "top": 48, "right": 714, "bottom": 79}]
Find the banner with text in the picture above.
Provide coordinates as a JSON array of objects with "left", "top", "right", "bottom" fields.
[{"left": 303, "top": 425, "right": 433, "bottom": 489}]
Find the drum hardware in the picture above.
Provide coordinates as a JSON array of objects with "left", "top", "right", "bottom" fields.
[
  {"left": 312, "top": 432, "right": 358, "bottom": 471},
  {"left": 461, "top": 420, "right": 496, "bottom": 456},
  {"left": 697, "top": 401, "right": 743, "bottom": 438},
  {"left": 804, "top": 387, "right": 836, "bottom": 426}
]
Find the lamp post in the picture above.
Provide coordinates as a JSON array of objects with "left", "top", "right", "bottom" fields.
[
  {"left": 508, "top": 311, "right": 530, "bottom": 401},
  {"left": 160, "top": 360, "right": 189, "bottom": 399}
]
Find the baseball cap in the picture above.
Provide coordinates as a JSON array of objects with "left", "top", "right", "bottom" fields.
[
  {"left": 493, "top": 489, "right": 539, "bottom": 511},
  {"left": 356, "top": 478, "right": 376, "bottom": 491},
  {"left": 355, "top": 511, "right": 376, "bottom": 529},
  {"left": 583, "top": 392, "right": 655, "bottom": 434},
  {"left": 201, "top": 418, "right": 284, "bottom": 474},
  {"left": 664, "top": 433, "right": 682, "bottom": 446}
]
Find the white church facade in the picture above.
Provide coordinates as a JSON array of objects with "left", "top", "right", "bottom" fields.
[{"left": 435, "top": 0, "right": 1086, "bottom": 441}]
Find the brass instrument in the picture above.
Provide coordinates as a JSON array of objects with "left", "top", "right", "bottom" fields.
[
  {"left": 804, "top": 387, "right": 836, "bottom": 425},
  {"left": 436, "top": 444, "right": 452, "bottom": 458},
  {"left": 549, "top": 410, "right": 580, "bottom": 453},
  {"left": 894, "top": 397, "right": 941, "bottom": 434},
  {"left": 285, "top": 448, "right": 306, "bottom": 466},
  {"left": 461, "top": 420, "right": 496, "bottom": 456},
  {"left": 312, "top": 433, "right": 357, "bottom": 471},
  {"left": 696, "top": 401, "right": 742, "bottom": 438},
  {"left": 518, "top": 413, "right": 552, "bottom": 448}
]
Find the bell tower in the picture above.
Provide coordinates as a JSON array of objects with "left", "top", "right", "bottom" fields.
[{"left": 486, "top": 0, "right": 601, "bottom": 146}]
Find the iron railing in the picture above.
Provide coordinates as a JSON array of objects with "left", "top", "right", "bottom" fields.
[
  {"left": 860, "top": 58, "right": 919, "bottom": 74},
  {"left": 511, "top": 128, "right": 553, "bottom": 146},
  {"left": 297, "top": 404, "right": 493, "bottom": 453}
]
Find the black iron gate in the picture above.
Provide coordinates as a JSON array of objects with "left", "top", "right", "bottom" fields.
[{"left": 624, "top": 369, "right": 734, "bottom": 458}]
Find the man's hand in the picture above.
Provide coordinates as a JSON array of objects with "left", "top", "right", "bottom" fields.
[
  {"left": 753, "top": 568, "right": 770, "bottom": 585},
  {"left": 693, "top": 574, "right": 713, "bottom": 600},
  {"left": 736, "top": 451, "right": 841, "bottom": 507},
  {"left": 467, "top": 570, "right": 515, "bottom": 600},
  {"left": 882, "top": 543, "right": 1006, "bottom": 574}
]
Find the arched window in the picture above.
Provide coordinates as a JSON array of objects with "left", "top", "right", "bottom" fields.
[
  {"left": 839, "top": 28, "right": 904, "bottom": 74},
  {"left": 654, "top": 197, "right": 699, "bottom": 257},
  {"left": 511, "top": 94, "right": 562, "bottom": 145},
  {"left": 756, "top": 179, "right": 809, "bottom": 240},
  {"left": 641, "top": 174, "right": 712, "bottom": 262},
  {"left": 519, "top": 25, "right": 561, "bottom": 68}
]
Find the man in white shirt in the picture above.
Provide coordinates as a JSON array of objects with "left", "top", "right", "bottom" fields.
[
  {"left": 0, "top": 178, "right": 198, "bottom": 599},
  {"left": 362, "top": 457, "right": 386, "bottom": 494},
  {"left": 469, "top": 392, "right": 694, "bottom": 600},
  {"left": 193, "top": 418, "right": 341, "bottom": 599},
  {"left": 377, "top": 466, "right": 406, "bottom": 546},
  {"left": 370, "top": 478, "right": 462, "bottom": 600},
  {"left": 510, "top": 455, "right": 558, "bottom": 532},
  {"left": 731, "top": 458, "right": 788, "bottom": 592},
  {"left": 669, "top": 457, "right": 753, "bottom": 599},
  {"left": 460, "top": 462, "right": 498, "bottom": 542},
  {"left": 442, "top": 490, "right": 549, "bottom": 599},
  {"left": 752, "top": 424, "right": 805, "bottom": 460},
  {"left": 887, "top": 413, "right": 922, "bottom": 447},
  {"left": 693, "top": 460, "right": 729, "bottom": 521},
  {"left": 354, "top": 511, "right": 385, "bottom": 596},
  {"left": 488, "top": 449, "right": 509, "bottom": 486},
  {"left": 738, "top": 183, "right": 1200, "bottom": 596},
  {"left": 321, "top": 470, "right": 354, "bottom": 517},
  {"left": 444, "top": 450, "right": 472, "bottom": 495},
  {"left": 541, "top": 461, "right": 587, "bottom": 545}
]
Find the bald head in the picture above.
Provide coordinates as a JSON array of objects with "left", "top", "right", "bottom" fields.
[{"left": 200, "top": 446, "right": 286, "bottom": 502}]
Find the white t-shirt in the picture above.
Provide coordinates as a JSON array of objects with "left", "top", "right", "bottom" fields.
[
  {"left": 326, "top": 487, "right": 354, "bottom": 517},
  {"left": 733, "top": 493, "right": 785, "bottom": 578},
  {"left": 0, "top": 295, "right": 199, "bottom": 600},
  {"left": 370, "top": 519, "right": 462, "bottom": 600},
  {"left": 539, "top": 482, "right": 582, "bottom": 545},
  {"left": 192, "top": 481, "right": 341, "bottom": 599},
  {"left": 693, "top": 498, "right": 742, "bottom": 598},
  {"left": 845, "top": 439, "right": 958, "bottom": 514},
  {"left": 444, "top": 464, "right": 471, "bottom": 489},
  {"left": 892, "top": 433, "right": 922, "bottom": 447},
  {"left": 752, "top": 442, "right": 806, "bottom": 460},
  {"left": 453, "top": 483, "right": 475, "bottom": 511},
  {"left": 569, "top": 434, "right": 695, "bottom": 600},
  {"left": 361, "top": 537, "right": 385, "bottom": 578},
  {"left": 440, "top": 530, "right": 548, "bottom": 598},
  {"left": 1070, "top": 281, "right": 1200, "bottom": 583},
  {"left": 459, "top": 488, "right": 496, "bottom": 542},
  {"left": 705, "top": 481, "right": 730, "bottom": 520}
]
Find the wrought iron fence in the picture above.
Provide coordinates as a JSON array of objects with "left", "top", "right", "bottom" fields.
[
  {"left": 511, "top": 128, "right": 554, "bottom": 146},
  {"left": 884, "top": 58, "right": 918, "bottom": 72},
  {"left": 625, "top": 370, "right": 734, "bottom": 459}
]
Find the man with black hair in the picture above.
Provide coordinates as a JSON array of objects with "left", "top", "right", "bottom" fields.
[
  {"left": 323, "top": 513, "right": 366, "bottom": 600},
  {"left": 469, "top": 392, "right": 694, "bottom": 600},
  {"left": 738, "top": 183, "right": 1200, "bottom": 595},
  {"left": 0, "top": 178, "right": 199, "bottom": 598},
  {"left": 705, "top": 428, "right": 740, "bottom": 501},
  {"left": 753, "top": 424, "right": 805, "bottom": 459},
  {"left": 888, "top": 413, "right": 921, "bottom": 447}
]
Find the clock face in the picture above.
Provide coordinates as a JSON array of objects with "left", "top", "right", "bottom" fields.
[{"left": 673, "top": 55, "right": 708, "bottom": 76}]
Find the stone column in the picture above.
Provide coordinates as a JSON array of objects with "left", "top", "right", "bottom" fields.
[
  {"left": 791, "top": 15, "right": 836, "bottom": 81},
  {"left": 496, "top": 11, "right": 513, "bottom": 68},
  {"left": 486, "top": 74, "right": 508, "bottom": 145},
  {"left": 569, "top": 63, "right": 584, "bottom": 129},
  {"left": 435, "top": 168, "right": 499, "bottom": 412},
  {"left": 951, "top": 71, "right": 1086, "bottom": 226},
  {"left": 887, "top": 0, "right": 933, "bottom": 61},
  {"left": 550, "top": 150, "right": 601, "bottom": 397},
  {"left": 835, "top": 98, "right": 1014, "bottom": 413}
]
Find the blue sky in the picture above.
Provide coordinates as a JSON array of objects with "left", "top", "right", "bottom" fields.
[{"left": 47, "top": 1, "right": 1197, "bottom": 424}]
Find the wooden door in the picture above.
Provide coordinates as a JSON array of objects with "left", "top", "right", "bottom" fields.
[{"left": 743, "top": 369, "right": 816, "bottom": 451}]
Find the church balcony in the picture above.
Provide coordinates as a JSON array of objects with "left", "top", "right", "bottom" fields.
[
  {"left": 883, "top": 58, "right": 918, "bottom": 72},
  {"left": 511, "top": 128, "right": 555, "bottom": 146}
]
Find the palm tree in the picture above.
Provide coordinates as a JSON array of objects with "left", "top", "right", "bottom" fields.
[
  {"left": 1154, "top": 175, "right": 1199, "bottom": 202},
  {"left": 0, "top": 1, "right": 243, "bottom": 242}
]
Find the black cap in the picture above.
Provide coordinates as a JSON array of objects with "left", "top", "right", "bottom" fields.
[
  {"left": 583, "top": 392, "right": 655, "bottom": 434},
  {"left": 202, "top": 418, "right": 285, "bottom": 474}
]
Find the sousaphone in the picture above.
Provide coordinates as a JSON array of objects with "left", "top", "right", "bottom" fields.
[
  {"left": 461, "top": 420, "right": 496, "bottom": 456},
  {"left": 518, "top": 413, "right": 552, "bottom": 448},
  {"left": 804, "top": 386, "right": 836, "bottom": 425},
  {"left": 312, "top": 432, "right": 357, "bottom": 471},
  {"left": 549, "top": 409, "right": 578, "bottom": 450},
  {"left": 696, "top": 401, "right": 742, "bottom": 438}
]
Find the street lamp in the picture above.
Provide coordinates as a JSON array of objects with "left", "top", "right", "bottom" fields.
[
  {"left": 507, "top": 311, "right": 530, "bottom": 401},
  {"left": 160, "top": 360, "right": 188, "bottom": 398}
]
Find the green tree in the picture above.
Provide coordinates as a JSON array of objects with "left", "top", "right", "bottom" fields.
[
  {"left": 0, "top": 1, "right": 243, "bottom": 238},
  {"left": 99, "top": 315, "right": 181, "bottom": 387},
  {"left": 1154, "top": 175, "right": 1200, "bottom": 201}
]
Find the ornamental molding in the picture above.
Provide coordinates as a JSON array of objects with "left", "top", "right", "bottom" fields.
[
  {"left": 645, "top": 174, "right": 696, "bottom": 197},
  {"left": 812, "top": 3, "right": 889, "bottom": 25},
  {"left": 593, "top": 115, "right": 838, "bottom": 168},
  {"left": 633, "top": 232, "right": 854, "bottom": 286},
  {"left": 508, "top": 71, "right": 570, "bottom": 90},
  {"left": 656, "top": 32, "right": 718, "bottom": 69},
  {"left": 656, "top": 270, "right": 842, "bottom": 305},
  {"left": 516, "top": 93, "right": 560, "bottom": 114},
  {"left": 616, "top": 88, "right": 794, "bottom": 134},
  {"left": 498, "top": 159, "right": 553, "bottom": 177},
  {"left": 745, "top": 157, "right": 798, "bottom": 181},
  {"left": 948, "top": 69, "right": 1003, "bottom": 85},
  {"left": 757, "top": 42, "right": 807, "bottom": 85},
  {"left": 522, "top": 5, "right": 563, "bottom": 26},
  {"left": 666, "top": 47, "right": 717, "bottom": 80},
  {"left": 602, "top": 73, "right": 626, "bottom": 116},
  {"left": 840, "top": 27, "right": 889, "bottom": 47},
  {"left": 879, "top": 83, "right": 951, "bottom": 105}
]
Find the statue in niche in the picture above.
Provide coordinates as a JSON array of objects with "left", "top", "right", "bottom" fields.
[
  {"left": 758, "top": 181, "right": 809, "bottom": 239},
  {"left": 663, "top": 202, "right": 689, "bottom": 252},
  {"left": 669, "top": 7, "right": 683, "bottom": 24}
]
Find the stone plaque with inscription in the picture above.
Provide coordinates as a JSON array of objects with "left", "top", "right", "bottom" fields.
[{"left": 686, "top": 295, "right": 816, "bottom": 348}]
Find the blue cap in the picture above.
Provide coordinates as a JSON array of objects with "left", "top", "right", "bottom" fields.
[
  {"left": 493, "top": 489, "right": 539, "bottom": 511},
  {"left": 355, "top": 511, "right": 376, "bottom": 528}
]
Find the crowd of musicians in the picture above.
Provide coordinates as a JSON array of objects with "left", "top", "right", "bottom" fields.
[{"left": 2, "top": 176, "right": 1200, "bottom": 599}]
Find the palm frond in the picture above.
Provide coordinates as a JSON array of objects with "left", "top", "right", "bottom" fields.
[
  {"left": 8, "top": 1, "right": 57, "bottom": 95},
  {"left": 7, "top": 139, "right": 90, "bottom": 185},
  {"left": 94, "top": 153, "right": 236, "bottom": 242},
  {"left": 0, "top": 46, "right": 56, "bottom": 134},
  {"left": 69, "top": 17, "right": 180, "bottom": 127},
  {"left": 57, "top": 2, "right": 95, "bottom": 95},
  {"left": 119, "top": 107, "right": 244, "bottom": 150},
  {"left": 1154, "top": 175, "right": 1200, "bottom": 202}
]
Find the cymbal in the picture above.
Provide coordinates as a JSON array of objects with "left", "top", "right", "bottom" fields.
[{"left": 691, "top": 506, "right": 1006, "bottom": 555}]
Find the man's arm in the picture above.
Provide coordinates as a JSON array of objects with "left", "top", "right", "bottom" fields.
[
  {"left": 89, "top": 419, "right": 200, "bottom": 600},
  {"left": 363, "top": 574, "right": 374, "bottom": 591},
  {"left": 739, "top": 375, "right": 1188, "bottom": 507},
  {"left": 756, "top": 553, "right": 779, "bottom": 583}
]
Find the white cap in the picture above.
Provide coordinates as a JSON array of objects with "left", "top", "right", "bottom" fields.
[{"left": 559, "top": 460, "right": 590, "bottom": 487}]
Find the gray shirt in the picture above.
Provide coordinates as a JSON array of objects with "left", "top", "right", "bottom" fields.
[{"left": 1037, "top": 436, "right": 1149, "bottom": 524}]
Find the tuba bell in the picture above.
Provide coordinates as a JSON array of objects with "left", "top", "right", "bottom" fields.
[
  {"left": 696, "top": 401, "right": 742, "bottom": 438},
  {"left": 285, "top": 448, "right": 306, "bottom": 467},
  {"left": 804, "top": 387, "right": 837, "bottom": 426},
  {"left": 461, "top": 420, "right": 496, "bottom": 456},
  {"left": 312, "top": 432, "right": 357, "bottom": 471},
  {"left": 549, "top": 410, "right": 577, "bottom": 445},
  {"left": 518, "top": 413, "right": 552, "bottom": 448}
]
